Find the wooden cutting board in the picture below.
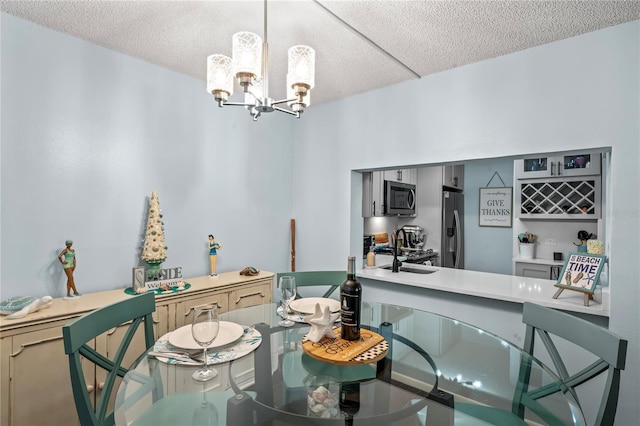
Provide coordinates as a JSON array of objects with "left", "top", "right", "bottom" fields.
[{"left": 302, "top": 328, "right": 388, "bottom": 365}]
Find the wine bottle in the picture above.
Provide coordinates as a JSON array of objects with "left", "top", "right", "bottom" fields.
[
  {"left": 339, "top": 382, "right": 360, "bottom": 426},
  {"left": 340, "top": 256, "right": 362, "bottom": 341}
]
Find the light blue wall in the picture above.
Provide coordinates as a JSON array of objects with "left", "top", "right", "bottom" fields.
[
  {"left": 1, "top": 14, "right": 294, "bottom": 298},
  {"left": 293, "top": 21, "right": 639, "bottom": 424},
  {"left": 2, "top": 12, "right": 638, "bottom": 425},
  {"left": 463, "top": 158, "right": 514, "bottom": 275}
]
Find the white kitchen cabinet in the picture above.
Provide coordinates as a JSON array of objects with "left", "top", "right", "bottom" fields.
[
  {"left": 442, "top": 165, "right": 464, "bottom": 190},
  {"left": 384, "top": 168, "right": 417, "bottom": 185},
  {"left": 515, "top": 151, "right": 601, "bottom": 179},
  {"left": 0, "top": 271, "right": 273, "bottom": 426},
  {"left": 362, "top": 171, "right": 384, "bottom": 217},
  {"left": 515, "top": 261, "right": 562, "bottom": 280}
]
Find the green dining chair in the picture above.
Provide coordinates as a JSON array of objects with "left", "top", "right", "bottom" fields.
[
  {"left": 516, "top": 302, "right": 628, "bottom": 426},
  {"left": 62, "top": 293, "right": 156, "bottom": 426},
  {"left": 457, "top": 302, "right": 628, "bottom": 426},
  {"left": 276, "top": 270, "right": 346, "bottom": 299}
]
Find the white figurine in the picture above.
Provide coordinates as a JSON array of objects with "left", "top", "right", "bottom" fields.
[
  {"left": 4, "top": 296, "right": 53, "bottom": 320},
  {"left": 304, "top": 303, "right": 340, "bottom": 343}
]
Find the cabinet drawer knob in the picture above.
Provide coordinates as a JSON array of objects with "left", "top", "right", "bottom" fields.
[{"left": 86, "top": 385, "right": 95, "bottom": 393}]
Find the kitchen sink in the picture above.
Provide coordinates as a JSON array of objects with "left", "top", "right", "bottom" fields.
[{"left": 379, "top": 265, "right": 437, "bottom": 274}]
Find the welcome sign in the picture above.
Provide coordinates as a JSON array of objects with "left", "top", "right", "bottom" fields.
[
  {"left": 555, "top": 252, "right": 606, "bottom": 293},
  {"left": 479, "top": 187, "right": 513, "bottom": 228},
  {"left": 132, "top": 266, "right": 184, "bottom": 291}
]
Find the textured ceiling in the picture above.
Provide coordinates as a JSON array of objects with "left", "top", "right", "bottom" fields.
[{"left": 2, "top": 1, "right": 639, "bottom": 108}]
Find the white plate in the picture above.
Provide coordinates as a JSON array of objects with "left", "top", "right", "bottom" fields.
[
  {"left": 289, "top": 297, "right": 341, "bottom": 315},
  {"left": 168, "top": 321, "right": 244, "bottom": 350},
  {"left": 153, "top": 326, "right": 262, "bottom": 366}
]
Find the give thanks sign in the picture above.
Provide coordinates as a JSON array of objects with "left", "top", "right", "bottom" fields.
[{"left": 479, "top": 187, "right": 513, "bottom": 228}]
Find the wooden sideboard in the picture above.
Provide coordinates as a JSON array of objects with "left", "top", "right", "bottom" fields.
[{"left": 0, "top": 270, "right": 274, "bottom": 426}]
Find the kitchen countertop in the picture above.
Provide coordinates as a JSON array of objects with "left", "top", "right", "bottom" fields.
[{"left": 358, "top": 261, "right": 609, "bottom": 317}]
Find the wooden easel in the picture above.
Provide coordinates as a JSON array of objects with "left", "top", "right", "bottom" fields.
[{"left": 553, "top": 287, "right": 594, "bottom": 306}]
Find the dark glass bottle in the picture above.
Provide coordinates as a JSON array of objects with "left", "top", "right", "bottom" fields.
[
  {"left": 339, "top": 382, "right": 360, "bottom": 426},
  {"left": 340, "top": 256, "right": 362, "bottom": 341}
]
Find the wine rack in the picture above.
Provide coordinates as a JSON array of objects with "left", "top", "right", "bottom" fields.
[{"left": 517, "top": 177, "right": 601, "bottom": 219}]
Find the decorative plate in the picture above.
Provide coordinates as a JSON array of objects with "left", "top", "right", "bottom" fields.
[
  {"left": 152, "top": 325, "right": 262, "bottom": 366},
  {"left": 0, "top": 296, "right": 35, "bottom": 313}
]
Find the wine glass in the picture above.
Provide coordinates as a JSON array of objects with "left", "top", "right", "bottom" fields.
[
  {"left": 278, "top": 276, "right": 297, "bottom": 327},
  {"left": 191, "top": 382, "right": 219, "bottom": 425},
  {"left": 191, "top": 305, "right": 220, "bottom": 382}
]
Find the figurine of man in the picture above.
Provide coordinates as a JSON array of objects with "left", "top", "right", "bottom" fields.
[
  {"left": 208, "top": 234, "right": 222, "bottom": 277},
  {"left": 58, "top": 240, "right": 81, "bottom": 298}
]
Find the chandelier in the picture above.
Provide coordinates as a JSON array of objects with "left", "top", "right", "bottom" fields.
[{"left": 206, "top": 0, "right": 315, "bottom": 121}]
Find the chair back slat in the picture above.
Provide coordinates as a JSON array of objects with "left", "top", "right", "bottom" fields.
[
  {"left": 522, "top": 302, "right": 628, "bottom": 426},
  {"left": 276, "top": 271, "right": 346, "bottom": 298},
  {"left": 68, "top": 351, "right": 97, "bottom": 424},
  {"left": 523, "top": 302, "right": 626, "bottom": 368},
  {"left": 63, "top": 293, "right": 156, "bottom": 426}
]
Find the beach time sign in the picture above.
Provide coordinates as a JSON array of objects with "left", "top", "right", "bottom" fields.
[
  {"left": 555, "top": 252, "right": 606, "bottom": 294},
  {"left": 479, "top": 187, "right": 513, "bottom": 228}
]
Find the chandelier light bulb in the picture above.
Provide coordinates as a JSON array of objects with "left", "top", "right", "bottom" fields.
[
  {"left": 232, "top": 32, "right": 262, "bottom": 86},
  {"left": 288, "top": 45, "right": 315, "bottom": 89},
  {"left": 207, "top": 54, "right": 234, "bottom": 102}
]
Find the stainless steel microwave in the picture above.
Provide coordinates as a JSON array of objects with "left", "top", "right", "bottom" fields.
[{"left": 384, "top": 180, "right": 416, "bottom": 216}]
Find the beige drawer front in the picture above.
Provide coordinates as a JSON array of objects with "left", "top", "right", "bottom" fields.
[
  {"left": 229, "top": 281, "right": 271, "bottom": 310},
  {"left": 176, "top": 292, "right": 228, "bottom": 328}
]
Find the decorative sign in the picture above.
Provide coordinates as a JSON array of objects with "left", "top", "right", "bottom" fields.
[
  {"left": 132, "top": 267, "right": 146, "bottom": 290},
  {"left": 555, "top": 253, "right": 606, "bottom": 294},
  {"left": 132, "top": 266, "right": 183, "bottom": 291},
  {"left": 479, "top": 187, "right": 513, "bottom": 228}
]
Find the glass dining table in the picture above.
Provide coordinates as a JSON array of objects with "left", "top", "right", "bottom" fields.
[{"left": 114, "top": 302, "right": 586, "bottom": 425}]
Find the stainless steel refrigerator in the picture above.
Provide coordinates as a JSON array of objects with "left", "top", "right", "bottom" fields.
[{"left": 441, "top": 191, "right": 464, "bottom": 269}]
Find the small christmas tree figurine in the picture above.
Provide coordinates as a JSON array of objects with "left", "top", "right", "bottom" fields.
[{"left": 141, "top": 190, "right": 168, "bottom": 280}]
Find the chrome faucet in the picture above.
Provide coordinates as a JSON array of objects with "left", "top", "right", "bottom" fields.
[{"left": 392, "top": 227, "right": 406, "bottom": 273}]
